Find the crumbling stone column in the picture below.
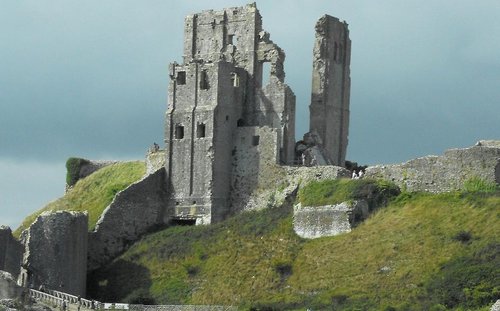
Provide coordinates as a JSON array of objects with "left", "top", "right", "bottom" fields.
[{"left": 309, "top": 15, "right": 351, "bottom": 166}]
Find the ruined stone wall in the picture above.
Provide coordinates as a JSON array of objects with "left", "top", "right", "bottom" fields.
[
  {"left": 88, "top": 168, "right": 168, "bottom": 271},
  {"left": 19, "top": 211, "right": 88, "bottom": 296},
  {"left": 309, "top": 15, "right": 351, "bottom": 166},
  {"left": 366, "top": 144, "right": 500, "bottom": 192},
  {"left": 0, "top": 226, "right": 22, "bottom": 279}
]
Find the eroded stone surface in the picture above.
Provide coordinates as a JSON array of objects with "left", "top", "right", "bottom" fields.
[
  {"left": 18, "top": 211, "right": 88, "bottom": 296},
  {"left": 0, "top": 226, "right": 22, "bottom": 279},
  {"left": 0, "top": 271, "right": 23, "bottom": 299},
  {"left": 309, "top": 15, "right": 351, "bottom": 166},
  {"left": 88, "top": 168, "right": 168, "bottom": 271},
  {"left": 293, "top": 201, "right": 368, "bottom": 239},
  {"left": 365, "top": 143, "right": 500, "bottom": 192}
]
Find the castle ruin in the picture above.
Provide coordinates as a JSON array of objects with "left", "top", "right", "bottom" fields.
[{"left": 164, "top": 3, "right": 351, "bottom": 225}]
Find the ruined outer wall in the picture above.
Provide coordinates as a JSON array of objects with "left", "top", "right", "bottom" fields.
[
  {"left": 309, "top": 15, "right": 351, "bottom": 166},
  {"left": 366, "top": 144, "right": 500, "bottom": 192},
  {"left": 19, "top": 211, "right": 87, "bottom": 296},
  {"left": 88, "top": 168, "right": 168, "bottom": 271},
  {"left": 0, "top": 226, "right": 23, "bottom": 279}
]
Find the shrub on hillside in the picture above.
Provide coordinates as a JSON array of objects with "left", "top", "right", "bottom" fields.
[{"left": 65, "top": 157, "right": 90, "bottom": 187}]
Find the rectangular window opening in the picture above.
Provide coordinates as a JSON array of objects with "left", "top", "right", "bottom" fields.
[
  {"left": 196, "top": 123, "right": 206, "bottom": 138},
  {"left": 228, "top": 34, "right": 234, "bottom": 45},
  {"left": 177, "top": 71, "right": 186, "bottom": 85},
  {"left": 200, "top": 70, "right": 209, "bottom": 90},
  {"left": 252, "top": 135, "right": 260, "bottom": 146},
  {"left": 175, "top": 125, "right": 184, "bottom": 139}
]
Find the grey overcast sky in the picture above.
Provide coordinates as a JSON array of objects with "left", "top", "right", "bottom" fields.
[{"left": 1, "top": 0, "right": 499, "bottom": 229}]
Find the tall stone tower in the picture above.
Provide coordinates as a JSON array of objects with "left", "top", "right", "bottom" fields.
[
  {"left": 165, "top": 3, "right": 296, "bottom": 224},
  {"left": 309, "top": 15, "right": 351, "bottom": 166}
]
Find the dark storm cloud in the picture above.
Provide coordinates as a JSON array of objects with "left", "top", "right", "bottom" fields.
[{"left": 1, "top": 0, "right": 499, "bottom": 228}]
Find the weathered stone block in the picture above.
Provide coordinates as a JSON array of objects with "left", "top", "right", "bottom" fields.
[
  {"left": 18, "top": 211, "right": 88, "bottom": 296},
  {"left": 293, "top": 201, "right": 368, "bottom": 239},
  {"left": 0, "top": 226, "right": 22, "bottom": 279}
]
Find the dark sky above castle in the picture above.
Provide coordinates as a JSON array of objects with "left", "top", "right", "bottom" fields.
[{"left": 1, "top": 0, "right": 499, "bottom": 228}]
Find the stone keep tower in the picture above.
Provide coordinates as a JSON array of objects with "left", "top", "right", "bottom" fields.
[
  {"left": 309, "top": 15, "right": 351, "bottom": 166},
  {"left": 165, "top": 3, "right": 296, "bottom": 224}
]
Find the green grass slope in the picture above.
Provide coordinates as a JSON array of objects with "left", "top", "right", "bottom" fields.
[
  {"left": 88, "top": 180, "right": 499, "bottom": 310},
  {"left": 15, "top": 161, "right": 145, "bottom": 236}
]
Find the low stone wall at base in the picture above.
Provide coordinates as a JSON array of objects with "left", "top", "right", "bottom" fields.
[
  {"left": 88, "top": 168, "right": 168, "bottom": 271},
  {"left": 129, "top": 305, "right": 237, "bottom": 311},
  {"left": 366, "top": 143, "right": 500, "bottom": 193},
  {"left": 293, "top": 201, "right": 369, "bottom": 239}
]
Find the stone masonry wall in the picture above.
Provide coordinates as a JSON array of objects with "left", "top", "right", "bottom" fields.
[
  {"left": 19, "top": 211, "right": 88, "bottom": 296},
  {"left": 0, "top": 226, "right": 23, "bottom": 279},
  {"left": 365, "top": 143, "right": 500, "bottom": 192},
  {"left": 293, "top": 201, "right": 369, "bottom": 239},
  {"left": 88, "top": 168, "right": 168, "bottom": 271}
]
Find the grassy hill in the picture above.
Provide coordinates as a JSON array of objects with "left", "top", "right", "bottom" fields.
[
  {"left": 87, "top": 179, "right": 500, "bottom": 310},
  {"left": 14, "top": 161, "right": 145, "bottom": 236}
]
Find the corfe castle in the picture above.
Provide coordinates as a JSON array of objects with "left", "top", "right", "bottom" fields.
[{"left": 1, "top": 3, "right": 499, "bottom": 306}]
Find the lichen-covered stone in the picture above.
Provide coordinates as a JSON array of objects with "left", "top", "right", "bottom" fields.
[
  {"left": 0, "top": 226, "right": 22, "bottom": 279},
  {"left": 18, "top": 211, "right": 88, "bottom": 296},
  {"left": 365, "top": 143, "right": 500, "bottom": 192},
  {"left": 293, "top": 200, "right": 368, "bottom": 239}
]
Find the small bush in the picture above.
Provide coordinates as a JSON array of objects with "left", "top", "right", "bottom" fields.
[
  {"left": 453, "top": 230, "right": 472, "bottom": 243},
  {"left": 65, "top": 157, "right": 90, "bottom": 186}
]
